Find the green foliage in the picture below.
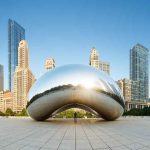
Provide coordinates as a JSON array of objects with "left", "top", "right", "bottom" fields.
[
  {"left": 16, "top": 108, "right": 28, "bottom": 116},
  {"left": 0, "top": 111, "right": 5, "bottom": 116},
  {"left": 55, "top": 109, "right": 96, "bottom": 118},
  {"left": 5, "top": 108, "right": 14, "bottom": 116},
  {"left": 20, "top": 108, "right": 28, "bottom": 116},
  {"left": 123, "top": 107, "right": 150, "bottom": 116},
  {"left": 85, "top": 111, "right": 94, "bottom": 118},
  {"left": 0, "top": 108, "right": 28, "bottom": 117}
]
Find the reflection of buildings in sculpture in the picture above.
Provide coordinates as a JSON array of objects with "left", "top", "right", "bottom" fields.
[
  {"left": 130, "top": 43, "right": 149, "bottom": 102},
  {"left": 0, "top": 64, "right": 4, "bottom": 91},
  {"left": 13, "top": 40, "right": 35, "bottom": 112},
  {"left": 117, "top": 78, "right": 131, "bottom": 102},
  {"left": 45, "top": 58, "right": 55, "bottom": 70},
  {"left": 89, "top": 47, "right": 110, "bottom": 74},
  {"left": 117, "top": 80, "right": 123, "bottom": 92},
  {"left": 0, "top": 91, "right": 13, "bottom": 112},
  {"left": 27, "top": 64, "right": 124, "bottom": 121}
]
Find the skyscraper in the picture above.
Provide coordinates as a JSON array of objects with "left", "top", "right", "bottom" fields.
[
  {"left": 89, "top": 47, "right": 110, "bottom": 74},
  {"left": 8, "top": 19, "right": 25, "bottom": 91},
  {"left": 130, "top": 43, "right": 149, "bottom": 102},
  {"left": 0, "top": 64, "right": 4, "bottom": 91},
  {"left": 13, "top": 40, "right": 35, "bottom": 112}
]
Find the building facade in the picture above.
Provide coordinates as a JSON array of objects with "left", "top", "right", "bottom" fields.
[
  {"left": 117, "top": 78, "right": 131, "bottom": 102},
  {"left": 45, "top": 58, "right": 55, "bottom": 70},
  {"left": 125, "top": 101, "right": 150, "bottom": 111},
  {"left": 0, "top": 64, "right": 4, "bottom": 91},
  {"left": 13, "top": 40, "right": 35, "bottom": 112},
  {"left": 131, "top": 80, "right": 139, "bottom": 101},
  {"left": 0, "top": 91, "right": 13, "bottom": 113},
  {"left": 8, "top": 19, "right": 25, "bottom": 91},
  {"left": 3, "top": 91, "right": 13, "bottom": 112},
  {"left": 0, "top": 91, "right": 4, "bottom": 112},
  {"left": 130, "top": 43, "right": 149, "bottom": 102},
  {"left": 99, "top": 61, "right": 110, "bottom": 75},
  {"left": 89, "top": 47, "right": 99, "bottom": 69},
  {"left": 89, "top": 47, "right": 110, "bottom": 74}
]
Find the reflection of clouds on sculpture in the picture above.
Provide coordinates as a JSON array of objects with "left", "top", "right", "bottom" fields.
[{"left": 27, "top": 64, "right": 125, "bottom": 121}]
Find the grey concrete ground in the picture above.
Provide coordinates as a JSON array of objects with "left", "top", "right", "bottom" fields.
[{"left": 0, "top": 117, "right": 150, "bottom": 150}]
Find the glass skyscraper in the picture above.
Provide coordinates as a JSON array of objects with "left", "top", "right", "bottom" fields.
[
  {"left": 8, "top": 19, "right": 25, "bottom": 91},
  {"left": 130, "top": 43, "right": 149, "bottom": 102},
  {"left": 0, "top": 64, "right": 4, "bottom": 91}
]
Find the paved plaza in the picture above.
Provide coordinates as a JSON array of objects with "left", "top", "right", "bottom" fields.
[{"left": 0, "top": 117, "right": 150, "bottom": 150}]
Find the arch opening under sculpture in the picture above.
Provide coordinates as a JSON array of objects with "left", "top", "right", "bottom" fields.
[{"left": 52, "top": 103, "right": 99, "bottom": 116}]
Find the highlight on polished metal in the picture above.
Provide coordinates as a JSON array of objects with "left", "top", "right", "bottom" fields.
[{"left": 27, "top": 64, "right": 125, "bottom": 121}]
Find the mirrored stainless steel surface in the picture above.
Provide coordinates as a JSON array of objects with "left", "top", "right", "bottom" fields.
[{"left": 27, "top": 64, "right": 125, "bottom": 121}]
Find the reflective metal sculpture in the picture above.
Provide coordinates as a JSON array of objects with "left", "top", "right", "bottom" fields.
[{"left": 27, "top": 64, "right": 125, "bottom": 121}]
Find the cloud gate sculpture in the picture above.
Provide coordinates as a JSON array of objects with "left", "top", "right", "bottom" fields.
[{"left": 27, "top": 64, "right": 125, "bottom": 121}]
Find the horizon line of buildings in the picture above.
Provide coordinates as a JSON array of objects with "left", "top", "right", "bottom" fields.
[{"left": 0, "top": 18, "right": 149, "bottom": 113}]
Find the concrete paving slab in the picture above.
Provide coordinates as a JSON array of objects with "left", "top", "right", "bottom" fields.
[{"left": 0, "top": 117, "right": 149, "bottom": 150}]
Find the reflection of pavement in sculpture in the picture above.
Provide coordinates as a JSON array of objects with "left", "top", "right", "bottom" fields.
[{"left": 27, "top": 64, "right": 125, "bottom": 121}]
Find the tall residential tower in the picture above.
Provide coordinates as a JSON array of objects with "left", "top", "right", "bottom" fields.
[
  {"left": 130, "top": 43, "right": 149, "bottom": 102},
  {"left": 8, "top": 19, "right": 25, "bottom": 91},
  {"left": 13, "top": 40, "right": 35, "bottom": 112}
]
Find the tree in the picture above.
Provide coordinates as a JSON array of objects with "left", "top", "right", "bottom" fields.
[
  {"left": 5, "top": 108, "right": 14, "bottom": 116},
  {"left": 20, "top": 108, "right": 28, "bottom": 116},
  {"left": 123, "top": 107, "right": 150, "bottom": 116},
  {"left": 0, "top": 111, "right": 5, "bottom": 116}
]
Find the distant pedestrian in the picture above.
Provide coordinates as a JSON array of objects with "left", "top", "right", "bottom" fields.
[{"left": 74, "top": 112, "right": 77, "bottom": 123}]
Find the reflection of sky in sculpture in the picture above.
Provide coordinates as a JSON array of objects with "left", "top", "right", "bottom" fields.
[{"left": 29, "top": 64, "right": 123, "bottom": 100}]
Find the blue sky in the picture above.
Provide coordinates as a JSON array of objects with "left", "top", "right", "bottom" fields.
[{"left": 0, "top": 0, "right": 150, "bottom": 89}]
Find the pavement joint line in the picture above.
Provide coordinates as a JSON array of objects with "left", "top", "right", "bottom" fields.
[
  {"left": 56, "top": 124, "right": 69, "bottom": 150},
  {"left": 88, "top": 121, "right": 146, "bottom": 150},
  {"left": 11, "top": 120, "right": 60, "bottom": 150},
  {"left": 1, "top": 127, "right": 41, "bottom": 149},
  {"left": 18, "top": 127, "right": 58, "bottom": 150},
  {"left": 80, "top": 120, "right": 94, "bottom": 150},
  {"left": 0, "top": 118, "right": 150, "bottom": 149},
  {"left": 75, "top": 120, "right": 76, "bottom": 150},
  {"left": 85, "top": 119, "right": 112, "bottom": 150},
  {"left": 20, "top": 124, "right": 59, "bottom": 149},
  {"left": 38, "top": 123, "right": 63, "bottom": 150},
  {"left": 94, "top": 124, "right": 131, "bottom": 150}
]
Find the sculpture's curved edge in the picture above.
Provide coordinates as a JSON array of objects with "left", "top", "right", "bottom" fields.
[
  {"left": 27, "top": 87, "right": 124, "bottom": 121},
  {"left": 27, "top": 85, "right": 125, "bottom": 109}
]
